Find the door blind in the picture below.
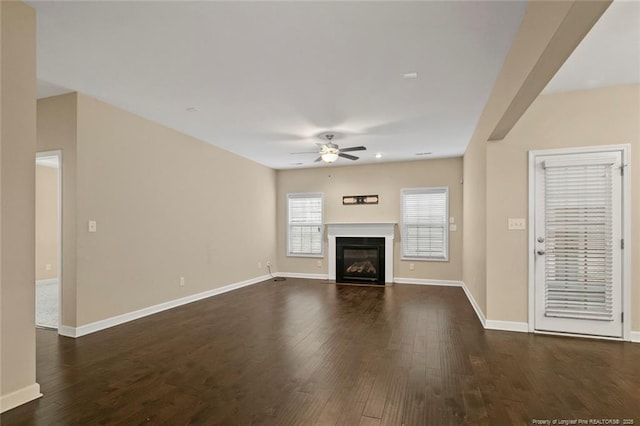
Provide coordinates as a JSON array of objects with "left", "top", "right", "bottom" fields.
[
  {"left": 543, "top": 158, "right": 616, "bottom": 321},
  {"left": 288, "top": 194, "right": 323, "bottom": 256}
]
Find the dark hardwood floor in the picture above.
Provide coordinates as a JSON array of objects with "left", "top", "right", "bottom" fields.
[{"left": 2, "top": 279, "right": 639, "bottom": 425}]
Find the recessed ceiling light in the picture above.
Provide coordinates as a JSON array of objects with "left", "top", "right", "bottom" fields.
[
  {"left": 415, "top": 152, "right": 432, "bottom": 156},
  {"left": 402, "top": 72, "right": 418, "bottom": 79},
  {"left": 186, "top": 106, "right": 200, "bottom": 113},
  {"left": 375, "top": 153, "right": 382, "bottom": 159}
]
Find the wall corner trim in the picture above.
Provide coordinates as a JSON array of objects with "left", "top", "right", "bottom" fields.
[
  {"left": 460, "top": 282, "right": 530, "bottom": 333},
  {"left": 0, "top": 383, "right": 42, "bottom": 414},
  {"left": 394, "top": 278, "right": 463, "bottom": 287},
  {"left": 461, "top": 281, "right": 487, "bottom": 328},
  {"left": 58, "top": 325, "right": 78, "bottom": 338},
  {"left": 61, "top": 275, "right": 272, "bottom": 338},
  {"left": 630, "top": 331, "right": 640, "bottom": 343}
]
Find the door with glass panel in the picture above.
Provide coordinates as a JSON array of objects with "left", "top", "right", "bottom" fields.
[{"left": 533, "top": 150, "right": 623, "bottom": 338}]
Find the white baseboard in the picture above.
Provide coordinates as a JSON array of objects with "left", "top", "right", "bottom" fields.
[
  {"left": 460, "top": 282, "right": 528, "bottom": 333},
  {"left": 486, "top": 320, "right": 529, "bottom": 333},
  {"left": 61, "top": 274, "right": 271, "bottom": 338},
  {"left": 630, "top": 331, "right": 640, "bottom": 343},
  {"left": 394, "top": 277, "right": 463, "bottom": 287},
  {"left": 58, "top": 325, "right": 78, "bottom": 338},
  {"left": 275, "top": 272, "right": 328, "bottom": 280},
  {"left": 36, "top": 278, "right": 58, "bottom": 286},
  {"left": 461, "top": 281, "right": 487, "bottom": 328},
  {"left": 0, "top": 383, "right": 42, "bottom": 413}
]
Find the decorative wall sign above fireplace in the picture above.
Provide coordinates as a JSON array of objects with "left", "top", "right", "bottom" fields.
[{"left": 342, "top": 194, "right": 379, "bottom": 205}]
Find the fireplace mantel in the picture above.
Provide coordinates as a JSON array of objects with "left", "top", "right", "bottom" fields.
[{"left": 326, "top": 223, "right": 395, "bottom": 283}]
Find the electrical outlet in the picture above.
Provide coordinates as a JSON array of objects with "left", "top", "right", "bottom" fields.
[
  {"left": 179, "top": 276, "right": 185, "bottom": 287},
  {"left": 316, "top": 260, "right": 322, "bottom": 268},
  {"left": 258, "top": 261, "right": 262, "bottom": 269},
  {"left": 266, "top": 261, "right": 272, "bottom": 267},
  {"left": 508, "top": 218, "right": 526, "bottom": 230},
  {"left": 409, "top": 263, "right": 415, "bottom": 271},
  {"left": 88, "top": 220, "right": 97, "bottom": 233}
]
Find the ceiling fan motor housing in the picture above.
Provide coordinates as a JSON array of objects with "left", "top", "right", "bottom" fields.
[{"left": 321, "top": 143, "right": 339, "bottom": 153}]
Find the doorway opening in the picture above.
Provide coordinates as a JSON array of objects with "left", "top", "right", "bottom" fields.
[{"left": 35, "top": 151, "right": 62, "bottom": 330}]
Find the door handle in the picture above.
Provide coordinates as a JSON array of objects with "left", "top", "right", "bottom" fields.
[{"left": 537, "top": 250, "right": 545, "bottom": 255}]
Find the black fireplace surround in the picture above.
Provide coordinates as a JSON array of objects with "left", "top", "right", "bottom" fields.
[{"left": 336, "top": 237, "right": 385, "bottom": 285}]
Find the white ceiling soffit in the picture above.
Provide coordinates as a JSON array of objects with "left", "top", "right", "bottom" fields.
[
  {"left": 544, "top": 0, "right": 640, "bottom": 94},
  {"left": 30, "top": 1, "right": 528, "bottom": 169}
]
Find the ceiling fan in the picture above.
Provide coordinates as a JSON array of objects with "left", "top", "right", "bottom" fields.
[{"left": 293, "top": 132, "right": 367, "bottom": 163}]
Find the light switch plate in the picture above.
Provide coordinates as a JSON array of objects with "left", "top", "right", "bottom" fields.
[
  {"left": 88, "top": 220, "right": 97, "bottom": 233},
  {"left": 508, "top": 218, "right": 526, "bottom": 230},
  {"left": 449, "top": 224, "right": 457, "bottom": 231}
]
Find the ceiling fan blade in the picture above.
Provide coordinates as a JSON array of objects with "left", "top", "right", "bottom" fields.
[
  {"left": 340, "top": 146, "right": 367, "bottom": 153},
  {"left": 339, "top": 153, "right": 359, "bottom": 161},
  {"left": 314, "top": 156, "right": 323, "bottom": 162}
]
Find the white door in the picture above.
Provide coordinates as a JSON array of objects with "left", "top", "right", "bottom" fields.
[{"left": 533, "top": 150, "right": 623, "bottom": 338}]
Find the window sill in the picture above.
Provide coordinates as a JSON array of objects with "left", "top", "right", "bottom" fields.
[
  {"left": 401, "top": 257, "right": 449, "bottom": 262},
  {"left": 287, "top": 254, "right": 324, "bottom": 259}
]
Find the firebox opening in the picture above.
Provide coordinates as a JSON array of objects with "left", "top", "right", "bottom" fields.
[{"left": 336, "top": 237, "right": 385, "bottom": 285}]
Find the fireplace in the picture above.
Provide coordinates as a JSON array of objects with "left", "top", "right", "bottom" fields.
[
  {"left": 327, "top": 223, "right": 395, "bottom": 284},
  {"left": 336, "top": 237, "right": 385, "bottom": 285}
]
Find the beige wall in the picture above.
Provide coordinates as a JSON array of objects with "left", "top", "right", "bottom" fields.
[
  {"left": 74, "top": 94, "right": 277, "bottom": 326},
  {"left": 462, "top": 1, "right": 609, "bottom": 320},
  {"left": 0, "top": 0, "right": 40, "bottom": 410},
  {"left": 462, "top": 137, "right": 487, "bottom": 313},
  {"left": 276, "top": 158, "right": 463, "bottom": 281},
  {"left": 35, "top": 165, "right": 59, "bottom": 281},
  {"left": 37, "top": 93, "right": 78, "bottom": 327},
  {"left": 486, "top": 84, "right": 640, "bottom": 330}
]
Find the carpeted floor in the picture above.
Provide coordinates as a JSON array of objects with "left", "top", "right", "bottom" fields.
[{"left": 36, "top": 279, "right": 59, "bottom": 329}]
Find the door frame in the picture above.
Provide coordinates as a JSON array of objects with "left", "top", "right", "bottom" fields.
[
  {"left": 527, "top": 144, "right": 631, "bottom": 341},
  {"left": 36, "top": 150, "right": 63, "bottom": 331}
]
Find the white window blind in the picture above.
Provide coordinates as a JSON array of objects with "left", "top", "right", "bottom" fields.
[
  {"left": 287, "top": 193, "right": 323, "bottom": 256},
  {"left": 401, "top": 187, "right": 448, "bottom": 260},
  {"left": 543, "top": 158, "right": 616, "bottom": 321}
]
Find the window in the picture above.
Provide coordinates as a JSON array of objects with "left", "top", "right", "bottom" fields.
[
  {"left": 287, "top": 193, "right": 323, "bottom": 257},
  {"left": 401, "top": 187, "right": 448, "bottom": 260}
]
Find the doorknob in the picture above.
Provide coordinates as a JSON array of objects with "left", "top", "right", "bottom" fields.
[
  {"left": 537, "top": 237, "right": 545, "bottom": 243},
  {"left": 537, "top": 250, "right": 545, "bottom": 255}
]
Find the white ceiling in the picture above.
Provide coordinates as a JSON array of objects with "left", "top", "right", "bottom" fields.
[
  {"left": 544, "top": 0, "right": 640, "bottom": 94},
  {"left": 29, "top": 1, "right": 640, "bottom": 170},
  {"left": 30, "top": 1, "right": 530, "bottom": 169}
]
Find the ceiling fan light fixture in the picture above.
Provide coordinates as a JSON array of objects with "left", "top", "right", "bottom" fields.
[{"left": 321, "top": 152, "right": 339, "bottom": 163}]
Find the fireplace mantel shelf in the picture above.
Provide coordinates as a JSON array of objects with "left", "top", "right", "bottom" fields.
[
  {"left": 326, "top": 223, "right": 396, "bottom": 237},
  {"left": 327, "top": 223, "right": 395, "bottom": 283}
]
